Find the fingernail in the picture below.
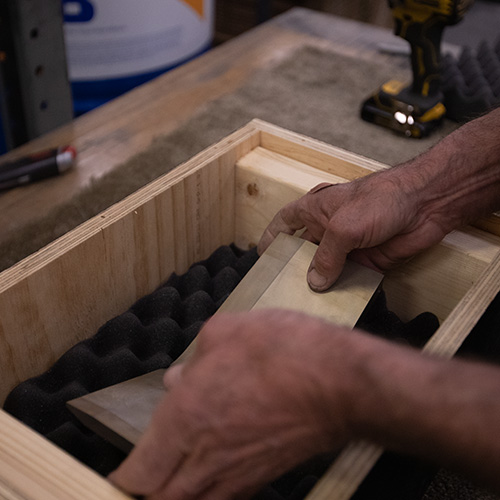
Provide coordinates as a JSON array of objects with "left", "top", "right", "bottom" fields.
[
  {"left": 308, "top": 267, "right": 328, "bottom": 291},
  {"left": 308, "top": 182, "right": 335, "bottom": 194}
]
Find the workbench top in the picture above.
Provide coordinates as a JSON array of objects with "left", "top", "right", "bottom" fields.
[{"left": 0, "top": 8, "right": 455, "bottom": 267}]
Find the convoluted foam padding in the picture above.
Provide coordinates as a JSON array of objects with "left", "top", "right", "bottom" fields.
[
  {"left": 3, "top": 245, "right": 440, "bottom": 499},
  {"left": 4, "top": 245, "right": 258, "bottom": 475},
  {"left": 442, "top": 36, "right": 500, "bottom": 121}
]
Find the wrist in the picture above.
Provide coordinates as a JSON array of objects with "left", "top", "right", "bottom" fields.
[
  {"left": 309, "top": 328, "right": 397, "bottom": 447},
  {"left": 394, "top": 111, "right": 500, "bottom": 231},
  {"left": 319, "top": 330, "right": 433, "bottom": 448}
]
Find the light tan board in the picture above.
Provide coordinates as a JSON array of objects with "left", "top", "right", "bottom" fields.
[
  {"left": 68, "top": 233, "right": 383, "bottom": 451},
  {"left": 68, "top": 369, "right": 166, "bottom": 453},
  {"left": 217, "top": 232, "right": 383, "bottom": 324}
]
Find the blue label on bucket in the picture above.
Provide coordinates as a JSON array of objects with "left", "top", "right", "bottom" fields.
[
  {"left": 62, "top": 0, "right": 95, "bottom": 23},
  {"left": 70, "top": 42, "right": 211, "bottom": 115}
]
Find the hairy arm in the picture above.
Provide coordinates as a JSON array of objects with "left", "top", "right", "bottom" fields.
[
  {"left": 110, "top": 310, "right": 500, "bottom": 499},
  {"left": 343, "top": 328, "right": 500, "bottom": 489},
  {"left": 109, "top": 109, "right": 500, "bottom": 499},
  {"left": 258, "top": 107, "right": 500, "bottom": 291}
]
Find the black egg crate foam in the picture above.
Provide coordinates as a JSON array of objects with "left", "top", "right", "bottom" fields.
[
  {"left": 3, "top": 245, "right": 441, "bottom": 499},
  {"left": 442, "top": 35, "right": 500, "bottom": 121}
]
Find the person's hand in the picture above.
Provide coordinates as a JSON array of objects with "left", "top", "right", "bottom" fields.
[
  {"left": 109, "top": 310, "right": 355, "bottom": 500},
  {"left": 257, "top": 169, "right": 451, "bottom": 292}
]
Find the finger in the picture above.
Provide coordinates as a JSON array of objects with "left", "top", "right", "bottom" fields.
[
  {"left": 257, "top": 202, "right": 305, "bottom": 255},
  {"left": 149, "top": 468, "right": 212, "bottom": 500},
  {"left": 151, "top": 457, "right": 259, "bottom": 500},
  {"left": 173, "top": 480, "right": 257, "bottom": 500},
  {"left": 109, "top": 398, "right": 185, "bottom": 495},
  {"left": 149, "top": 446, "right": 218, "bottom": 500},
  {"left": 348, "top": 248, "right": 386, "bottom": 273},
  {"left": 300, "top": 229, "right": 319, "bottom": 243},
  {"left": 307, "top": 225, "right": 353, "bottom": 292}
]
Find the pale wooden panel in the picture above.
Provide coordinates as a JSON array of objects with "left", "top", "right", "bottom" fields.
[
  {"left": 218, "top": 233, "right": 382, "bottom": 324},
  {"left": 67, "top": 234, "right": 382, "bottom": 453},
  {"left": 236, "top": 235, "right": 383, "bottom": 327},
  {"left": 235, "top": 146, "right": 348, "bottom": 249},
  {"left": 235, "top": 145, "right": 500, "bottom": 323},
  {"left": 216, "top": 232, "right": 307, "bottom": 314},
  {"left": 239, "top": 146, "right": 348, "bottom": 188},
  {"left": 69, "top": 370, "right": 167, "bottom": 453},
  {"left": 255, "top": 119, "right": 388, "bottom": 180},
  {"left": 384, "top": 228, "right": 500, "bottom": 323},
  {"left": 0, "top": 124, "right": 259, "bottom": 404}
]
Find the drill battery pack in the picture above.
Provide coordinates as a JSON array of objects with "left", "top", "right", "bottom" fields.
[
  {"left": 362, "top": 35, "right": 500, "bottom": 138},
  {"left": 361, "top": 0, "right": 476, "bottom": 138},
  {"left": 361, "top": 80, "right": 446, "bottom": 138}
]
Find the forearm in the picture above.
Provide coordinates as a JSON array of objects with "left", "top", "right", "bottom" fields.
[
  {"left": 392, "top": 106, "right": 500, "bottom": 232},
  {"left": 334, "top": 330, "right": 500, "bottom": 490}
]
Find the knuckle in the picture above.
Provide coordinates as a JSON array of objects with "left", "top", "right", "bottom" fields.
[{"left": 326, "top": 213, "right": 362, "bottom": 246}]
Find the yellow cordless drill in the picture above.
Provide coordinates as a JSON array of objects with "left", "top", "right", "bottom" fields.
[{"left": 361, "top": 0, "right": 474, "bottom": 138}]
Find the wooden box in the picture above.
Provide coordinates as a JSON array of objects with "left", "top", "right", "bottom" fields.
[{"left": 1, "top": 120, "right": 500, "bottom": 499}]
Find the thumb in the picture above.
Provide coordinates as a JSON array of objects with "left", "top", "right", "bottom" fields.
[
  {"left": 163, "top": 363, "right": 184, "bottom": 389},
  {"left": 307, "top": 231, "right": 349, "bottom": 292},
  {"left": 108, "top": 396, "right": 183, "bottom": 495}
]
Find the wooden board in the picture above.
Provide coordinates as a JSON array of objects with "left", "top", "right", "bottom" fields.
[
  {"left": 217, "top": 233, "right": 383, "bottom": 323},
  {"left": 67, "top": 233, "right": 383, "bottom": 451},
  {"left": 68, "top": 370, "right": 166, "bottom": 453}
]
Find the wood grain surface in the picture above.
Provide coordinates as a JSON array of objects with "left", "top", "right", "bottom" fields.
[{"left": 0, "top": 8, "right": 429, "bottom": 253}]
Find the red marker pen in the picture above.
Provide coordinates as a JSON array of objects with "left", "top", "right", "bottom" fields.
[{"left": 0, "top": 146, "right": 77, "bottom": 191}]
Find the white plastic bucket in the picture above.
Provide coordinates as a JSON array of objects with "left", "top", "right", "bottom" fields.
[{"left": 62, "top": 0, "right": 214, "bottom": 114}]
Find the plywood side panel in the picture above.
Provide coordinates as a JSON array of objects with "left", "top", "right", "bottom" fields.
[{"left": 0, "top": 125, "right": 260, "bottom": 403}]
